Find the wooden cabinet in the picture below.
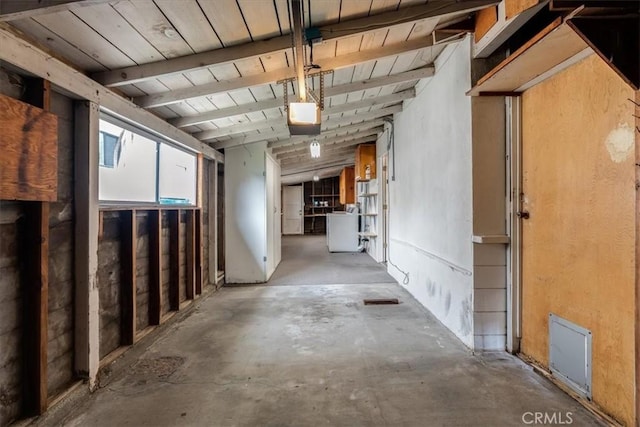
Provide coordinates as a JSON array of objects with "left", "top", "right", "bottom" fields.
[
  {"left": 355, "top": 143, "right": 376, "bottom": 182},
  {"left": 339, "top": 166, "right": 355, "bottom": 205}
]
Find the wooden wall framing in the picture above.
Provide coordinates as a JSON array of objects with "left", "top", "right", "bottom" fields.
[
  {"left": 99, "top": 207, "right": 204, "bottom": 358},
  {"left": 21, "top": 78, "right": 51, "bottom": 416}
]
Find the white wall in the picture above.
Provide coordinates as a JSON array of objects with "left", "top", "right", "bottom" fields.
[
  {"left": 225, "top": 141, "right": 268, "bottom": 283},
  {"left": 385, "top": 38, "right": 475, "bottom": 347}
]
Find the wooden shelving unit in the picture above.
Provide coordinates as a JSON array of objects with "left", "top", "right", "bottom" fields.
[
  {"left": 357, "top": 181, "right": 378, "bottom": 242},
  {"left": 303, "top": 177, "right": 343, "bottom": 234}
]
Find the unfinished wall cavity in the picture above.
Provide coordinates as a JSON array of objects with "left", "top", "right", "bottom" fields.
[
  {"left": 520, "top": 54, "right": 635, "bottom": 425},
  {"left": 385, "top": 38, "right": 475, "bottom": 347},
  {"left": 0, "top": 70, "right": 76, "bottom": 425}
]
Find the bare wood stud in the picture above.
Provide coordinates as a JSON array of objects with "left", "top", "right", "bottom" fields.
[
  {"left": 195, "top": 209, "right": 203, "bottom": 295},
  {"left": 168, "top": 210, "right": 180, "bottom": 311},
  {"left": 120, "top": 209, "right": 137, "bottom": 345},
  {"left": 185, "top": 209, "right": 195, "bottom": 300},
  {"left": 148, "top": 210, "right": 162, "bottom": 325},
  {"left": 22, "top": 77, "right": 51, "bottom": 416}
]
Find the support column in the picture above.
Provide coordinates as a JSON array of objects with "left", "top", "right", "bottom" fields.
[{"left": 74, "top": 101, "right": 100, "bottom": 389}]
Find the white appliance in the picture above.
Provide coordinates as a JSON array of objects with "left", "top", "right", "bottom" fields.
[{"left": 326, "top": 213, "right": 359, "bottom": 252}]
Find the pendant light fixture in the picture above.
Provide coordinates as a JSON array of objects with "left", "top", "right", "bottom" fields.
[{"left": 309, "top": 140, "right": 321, "bottom": 158}]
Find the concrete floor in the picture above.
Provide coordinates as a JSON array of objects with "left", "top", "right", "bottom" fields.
[
  {"left": 267, "top": 235, "right": 395, "bottom": 286},
  {"left": 43, "top": 236, "right": 600, "bottom": 426}
]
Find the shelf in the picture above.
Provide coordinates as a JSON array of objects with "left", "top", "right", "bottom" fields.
[
  {"left": 359, "top": 193, "right": 378, "bottom": 197},
  {"left": 310, "top": 194, "right": 338, "bottom": 197},
  {"left": 358, "top": 232, "right": 378, "bottom": 237},
  {"left": 304, "top": 214, "right": 330, "bottom": 217}
]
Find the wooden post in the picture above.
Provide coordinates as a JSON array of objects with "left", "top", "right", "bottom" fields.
[
  {"left": 185, "top": 209, "right": 195, "bottom": 299},
  {"left": 148, "top": 210, "right": 162, "bottom": 325},
  {"left": 168, "top": 209, "right": 180, "bottom": 310},
  {"left": 120, "top": 210, "right": 136, "bottom": 345},
  {"left": 74, "top": 101, "right": 100, "bottom": 389},
  {"left": 22, "top": 78, "right": 50, "bottom": 415},
  {"left": 195, "top": 209, "right": 203, "bottom": 295}
]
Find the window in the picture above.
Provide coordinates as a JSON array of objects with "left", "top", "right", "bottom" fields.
[
  {"left": 98, "top": 117, "right": 198, "bottom": 205},
  {"left": 99, "top": 131, "right": 120, "bottom": 168}
]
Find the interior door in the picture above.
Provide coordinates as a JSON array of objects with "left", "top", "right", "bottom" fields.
[
  {"left": 265, "top": 154, "right": 276, "bottom": 278},
  {"left": 282, "top": 185, "right": 303, "bottom": 235}
]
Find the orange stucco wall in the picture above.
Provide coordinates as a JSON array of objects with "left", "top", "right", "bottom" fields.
[{"left": 521, "top": 54, "right": 636, "bottom": 425}]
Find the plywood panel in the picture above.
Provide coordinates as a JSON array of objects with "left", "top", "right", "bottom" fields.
[
  {"left": 475, "top": 6, "right": 498, "bottom": 42},
  {"left": 521, "top": 55, "right": 635, "bottom": 426},
  {"left": 0, "top": 93, "right": 58, "bottom": 201},
  {"left": 505, "top": 0, "right": 539, "bottom": 19}
]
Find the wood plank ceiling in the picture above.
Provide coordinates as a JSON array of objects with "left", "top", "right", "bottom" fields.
[{"left": 5, "top": 0, "right": 494, "bottom": 182}]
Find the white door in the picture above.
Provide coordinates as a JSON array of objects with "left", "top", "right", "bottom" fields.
[{"left": 282, "top": 185, "right": 303, "bottom": 235}]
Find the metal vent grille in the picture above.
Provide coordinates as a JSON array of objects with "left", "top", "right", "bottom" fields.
[{"left": 549, "top": 313, "right": 592, "bottom": 399}]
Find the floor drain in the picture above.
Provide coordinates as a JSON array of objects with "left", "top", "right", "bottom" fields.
[{"left": 363, "top": 298, "right": 399, "bottom": 305}]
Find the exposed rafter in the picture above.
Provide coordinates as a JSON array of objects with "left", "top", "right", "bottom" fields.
[
  {"left": 92, "top": 1, "right": 496, "bottom": 87},
  {"left": 197, "top": 104, "right": 401, "bottom": 142},
  {"left": 175, "top": 89, "right": 414, "bottom": 133},
  {"left": 280, "top": 156, "right": 356, "bottom": 174},
  {"left": 281, "top": 164, "right": 352, "bottom": 184},
  {"left": 276, "top": 139, "right": 377, "bottom": 161},
  {"left": 169, "top": 74, "right": 421, "bottom": 128},
  {"left": 273, "top": 131, "right": 382, "bottom": 156},
  {"left": 0, "top": 0, "right": 110, "bottom": 21},
  {"left": 278, "top": 146, "right": 365, "bottom": 164},
  {"left": 213, "top": 119, "right": 385, "bottom": 150},
  {"left": 134, "top": 37, "right": 443, "bottom": 108},
  {"left": 0, "top": 25, "right": 223, "bottom": 162}
]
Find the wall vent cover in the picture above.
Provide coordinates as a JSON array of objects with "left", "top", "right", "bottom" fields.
[{"left": 549, "top": 313, "right": 592, "bottom": 399}]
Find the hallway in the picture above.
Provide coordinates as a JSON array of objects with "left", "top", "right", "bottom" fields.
[{"left": 43, "top": 237, "right": 600, "bottom": 426}]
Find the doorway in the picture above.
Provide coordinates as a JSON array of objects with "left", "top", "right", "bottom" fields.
[{"left": 282, "top": 185, "right": 303, "bottom": 235}]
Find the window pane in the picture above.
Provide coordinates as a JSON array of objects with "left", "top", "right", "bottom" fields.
[
  {"left": 99, "top": 119, "right": 157, "bottom": 203},
  {"left": 159, "top": 143, "right": 197, "bottom": 205}
]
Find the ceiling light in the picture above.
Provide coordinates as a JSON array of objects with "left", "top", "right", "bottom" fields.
[
  {"left": 310, "top": 140, "right": 321, "bottom": 158},
  {"left": 313, "top": 175, "right": 320, "bottom": 181},
  {"left": 163, "top": 28, "right": 179, "bottom": 39}
]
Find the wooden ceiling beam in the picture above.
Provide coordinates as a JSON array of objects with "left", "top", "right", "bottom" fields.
[
  {"left": 273, "top": 131, "right": 381, "bottom": 156},
  {"left": 170, "top": 76, "right": 419, "bottom": 128},
  {"left": 213, "top": 119, "right": 385, "bottom": 150},
  {"left": 93, "top": 0, "right": 496, "bottom": 87},
  {"left": 176, "top": 89, "right": 413, "bottom": 135},
  {"left": 134, "top": 37, "right": 441, "bottom": 108},
  {"left": 276, "top": 136, "right": 379, "bottom": 160},
  {"left": 0, "top": 25, "right": 223, "bottom": 162},
  {"left": 196, "top": 104, "right": 401, "bottom": 142},
  {"left": 280, "top": 156, "right": 356, "bottom": 174},
  {"left": 278, "top": 143, "right": 369, "bottom": 163},
  {"left": 0, "top": 0, "right": 110, "bottom": 21},
  {"left": 281, "top": 165, "right": 347, "bottom": 184},
  {"left": 266, "top": 120, "right": 387, "bottom": 149},
  {"left": 280, "top": 147, "right": 358, "bottom": 165}
]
